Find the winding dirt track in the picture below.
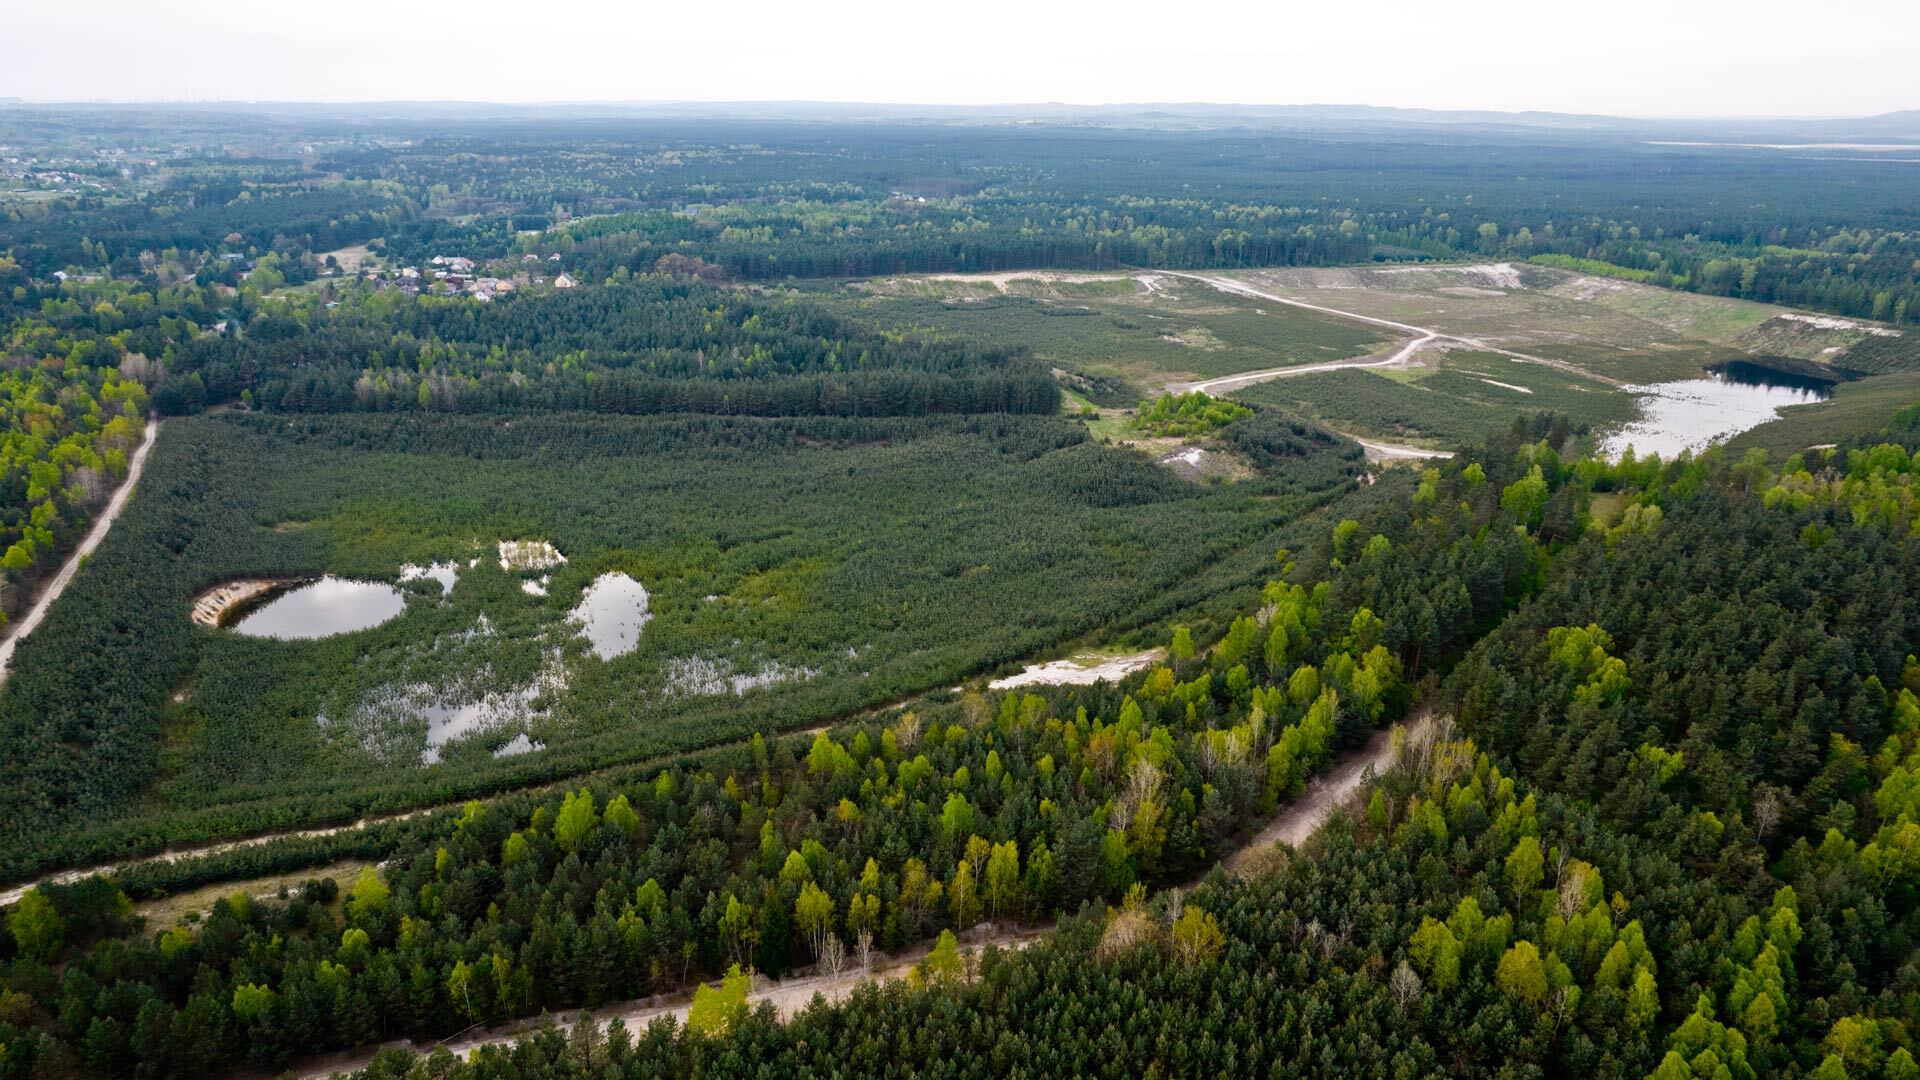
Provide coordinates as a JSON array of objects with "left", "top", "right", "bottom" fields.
[
  {"left": 1162, "top": 271, "right": 1618, "bottom": 391},
  {"left": 0, "top": 417, "right": 159, "bottom": 684},
  {"left": 1180, "top": 331, "right": 1438, "bottom": 396},
  {"left": 286, "top": 713, "right": 1432, "bottom": 1079}
]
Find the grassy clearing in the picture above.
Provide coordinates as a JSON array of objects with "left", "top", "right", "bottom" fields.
[
  {"left": 1728, "top": 372, "right": 1920, "bottom": 454},
  {"left": 1224, "top": 263, "right": 1900, "bottom": 385},
  {"left": 133, "top": 858, "right": 369, "bottom": 929},
  {"left": 834, "top": 273, "right": 1386, "bottom": 392},
  {"left": 1231, "top": 350, "right": 1634, "bottom": 448}
]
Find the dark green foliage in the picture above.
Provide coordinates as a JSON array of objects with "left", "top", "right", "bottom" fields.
[
  {"left": 168, "top": 279, "right": 1060, "bottom": 419},
  {"left": 0, "top": 519, "right": 1408, "bottom": 1078},
  {"left": 1220, "top": 407, "right": 1365, "bottom": 472},
  {"left": 0, "top": 409, "right": 1360, "bottom": 881}
]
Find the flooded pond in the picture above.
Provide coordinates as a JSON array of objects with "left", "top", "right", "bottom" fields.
[
  {"left": 570, "top": 572, "right": 651, "bottom": 659},
  {"left": 345, "top": 645, "right": 567, "bottom": 765},
  {"left": 231, "top": 577, "right": 407, "bottom": 640},
  {"left": 1601, "top": 367, "right": 1831, "bottom": 459}
]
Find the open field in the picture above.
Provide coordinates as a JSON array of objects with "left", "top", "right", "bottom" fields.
[
  {"left": 830, "top": 271, "right": 1390, "bottom": 399},
  {"left": 1217, "top": 261, "right": 1919, "bottom": 384},
  {"left": 1234, "top": 350, "right": 1636, "bottom": 448},
  {"left": 1729, "top": 371, "right": 1920, "bottom": 454},
  {"left": 840, "top": 263, "right": 1918, "bottom": 453}
]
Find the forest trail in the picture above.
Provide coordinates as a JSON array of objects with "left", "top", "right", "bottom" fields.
[
  {"left": 1224, "top": 710, "right": 1432, "bottom": 871},
  {"left": 0, "top": 806, "right": 440, "bottom": 909},
  {"left": 1354, "top": 438, "right": 1454, "bottom": 462},
  {"left": 0, "top": 417, "right": 159, "bottom": 685},
  {"left": 1161, "top": 271, "right": 1620, "bottom": 390},
  {"left": 290, "top": 928, "right": 1054, "bottom": 1079},
  {"left": 0, "top": 721, "right": 841, "bottom": 909},
  {"left": 285, "top": 712, "right": 1430, "bottom": 1079}
]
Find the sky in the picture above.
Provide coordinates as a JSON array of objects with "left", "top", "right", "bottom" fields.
[{"left": 8, "top": 0, "right": 1918, "bottom": 118}]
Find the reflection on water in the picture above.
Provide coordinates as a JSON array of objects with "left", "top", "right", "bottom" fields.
[
  {"left": 232, "top": 577, "right": 407, "bottom": 640},
  {"left": 493, "top": 733, "right": 543, "bottom": 758},
  {"left": 571, "top": 572, "right": 650, "bottom": 659},
  {"left": 347, "top": 644, "right": 568, "bottom": 765},
  {"left": 1602, "top": 370, "right": 1831, "bottom": 459},
  {"left": 399, "top": 561, "right": 460, "bottom": 592}
]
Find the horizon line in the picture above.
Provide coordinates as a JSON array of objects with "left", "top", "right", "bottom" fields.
[{"left": 0, "top": 98, "right": 1915, "bottom": 124}]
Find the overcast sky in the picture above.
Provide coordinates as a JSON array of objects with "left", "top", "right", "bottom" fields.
[{"left": 9, "top": 0, "right": 1917, "bottom": 118}]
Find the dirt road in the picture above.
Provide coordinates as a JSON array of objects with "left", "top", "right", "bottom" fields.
[
  {"left": 288, "top": 712, "right": 1431, "bottom": 1078},
  {"left": 0, "top": 417, "right": 159, "bottom": 684},
  {"left": 1354, "top": 438, "right": 1454, "bottom": 462},
  {"left": 1225, "top": 712, "right": 1431, "bottom": 871},
  {"left": 0, "top": 722, "right": 840, "bottom": 910},
  {"left": 291, "top": 928, "right": 1050, "bottom": 1079},
  {"left": 1162, "top": 272, "right": 1618, "bottom": 391},
  {"left": 1180, "top": 330, "right": 1438, "bottom": 396}
]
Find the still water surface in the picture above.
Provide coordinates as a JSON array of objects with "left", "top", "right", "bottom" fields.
[
  {"left": 231, "top": 577, "right": 407, "bottom": 639},
  {"left": 1601, "top": 368, "right": 1831, "bottom": 459},
  {"left": 571, "top": 573, "right": 650, "bottom": 659}
]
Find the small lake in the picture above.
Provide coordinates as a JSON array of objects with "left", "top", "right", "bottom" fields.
[
  {"left": 1601, "top": 368, "right": 1832, "bottom": 459},
  {"left": 231, "top": 577, "right": 407, "bottom": 640},
  {"left": 571, "top": 572, "right": 651, "bottom": 659}
]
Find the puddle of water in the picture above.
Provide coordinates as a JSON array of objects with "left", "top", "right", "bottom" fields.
[
  {"left": 522, "top": 575, "right": 551, "bottom": 597},
  {"left": 570, "top": 572, "right": 651, "bottom": 659},
  {"left": 666, "top": 655, "right": 816, "bottom": 695},
  {"left": 493, "top": 733, "right": 543, "bottom": 758},
  {"left": 1601, "top": 369, "right": 1831, "bottom": 459},
  {"left": 345, "top": 644, "right": 568, "bottom": 765},
  {"left": 231, "top": 578, "right": 407, "bottom": 640},
  {"left": 399, "top": 561, "right": 460, "bottom": 592}
]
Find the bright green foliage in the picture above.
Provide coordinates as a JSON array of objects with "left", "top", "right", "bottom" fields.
[
  {"left": 795, "top": 882, "right": 835, "bottom": 961},
  {"left": 1170, "top": 625, "right": 1195, "bottom": 661},
  {"left": 230, "top": 983, "right": 276, "bottom": 1024},
  {"left": 687, "top": 965, "right": 751, "bottom": 1036},
  {"left": 6, "top": 888, "right": 64, "bottom": 960},
  {"left": 1545, "top": 624, "right": 1630, "bottom": 707},
  {"left": 983, "top": 840, "right": 1021, "bottom": 918},
  {"left": 1128, "top": 391, "right": 1251, "bottom": 437},
  {"left": 552, "top": 788, "right": 598, "bottom": 852},
  {"left": 939, "top": 792, "right": 975, "bottom": 841},
  {"left": 1170, "top": 904, "right": 1225, "bottom": 966},
  {"left": 1505, "top": 835, "right": 1544, "bottom": 905},
  {"left": 0, "top": 359, "right": 147, "bottom": 587},
  {"left": 344, "top": 867, "right": 390, "bottom": 926},
  {"left": 922, "top": 930, "right": 963, "bottom": 984},
  {"left": 1501, "top": 464, "right": 1550, "bottom": 525},
  {"left": 603, "top": 792, "right": 640, "bottom": 838},
  {"left": 1495, "top": 940, "right": 1549, "bottom": 1006}
]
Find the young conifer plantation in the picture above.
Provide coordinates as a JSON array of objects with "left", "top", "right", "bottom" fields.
[{"left": 0, "top": 100, "right": 1918, "bottom": 1080}]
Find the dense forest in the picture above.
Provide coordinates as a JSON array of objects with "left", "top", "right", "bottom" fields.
[
  {"left": 0, "top": 433, "right": 1422, "bottom": 1076},
  {"left": 4, "top": 106, "right": 1920, "bottom": 1080},
  {"left": 5, "top": 114, "right": 1918, "bottom": 326},
  {"left": 4, "top": 414, "right": 1918, "bottom": 1076},
  {"left": 0, "top": 406, "right": 1365, "bottom": 884},
  {"left": 0, "top": 356, "right": 146, "bottom": 622}
]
